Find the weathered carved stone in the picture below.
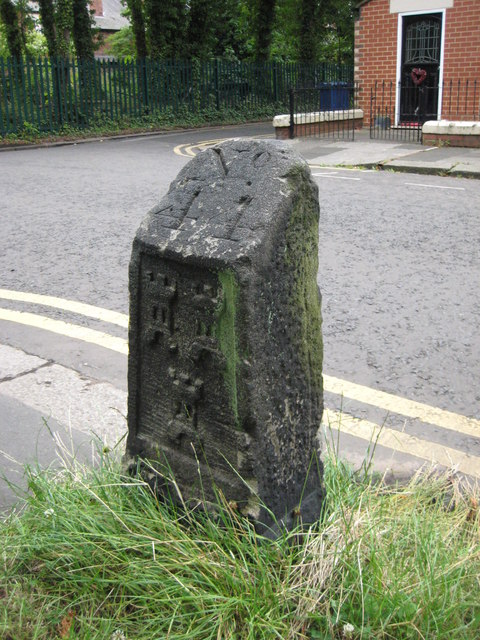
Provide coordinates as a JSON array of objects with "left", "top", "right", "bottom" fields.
[{"left": 126, "top": 139, "right": 323, "bottom": 533}]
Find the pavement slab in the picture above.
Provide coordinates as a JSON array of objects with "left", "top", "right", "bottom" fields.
[
  {"left": 291, "top": 128, "right": 480, "bottom": 177},
  {"left": 0, "top": 344, "right": 127, "bottom": 448},
  {"left": 0, "top": 393, "right": 95, "bottom": 512},
  {"left": 381, "top": 146, "right": 480, "bottom": 174},
  {"left": 0, "top": 343, "right": 47, "bottom": 379},
  {"left": 293, "top": 137, "right": 423, "bottom": 168}
]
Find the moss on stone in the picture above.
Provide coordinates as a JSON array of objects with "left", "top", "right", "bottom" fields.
[
  {"left": 215, "top": 270, "right": 240, "bottom": 427},
  {"left": 284, "top": 167, "right": 323, "bottom": 395}
]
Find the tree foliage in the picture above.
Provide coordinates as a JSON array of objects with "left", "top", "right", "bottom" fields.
[
  {"left": 211, "top": 0, "right": 252, "bottom": 59},
  {"left": 107, "top": 0, "right": 355, "bottom": 64},
  {"left": 38, "top": 0, "right": 57, "bottom": 57},
  {"left": 145, "top": 0, "right": 185, "bottom": 59},
  {"left": 72, "top": 0, "right": 94, "bottom": 59},
  {"left": 0, "top": 0, "right": 23, "bottom": 58},
  {"left": 55, "top": 0, "right": 74, "bottom": 57},
  {"left": 34, "top": 0, "right": 76, "bottom": 58},
  {"left": 298, "top": 0, "right": 319, "bottom": 62},
  {"left": 125, "top": 0, "right": 147, "bottom": 58},
  {"left": 187, "top": 0, "right": 214, "bottom": 59},
  {"left": 105, "top": 24, "right": 135, "bottom": 58},
  {"left": 322, "top": 0, "right": 354, "bottom": 64},
  {"left": 253, "top": 0, "right": 276, "bottom": 61}
]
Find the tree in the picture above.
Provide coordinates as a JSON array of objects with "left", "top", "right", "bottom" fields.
[
  {"left": 38, "top": 0, "right": 57, "bottom": 57},
  {"left": 253, "top": 0, "right": 276, "bottom": 61},
  {"left": 298, "top": 0, "right": 319, "bottom": 63},
  {"left": 16, "top": 0, "right": 34, "bottom": 50},
  {"left": 186, "top": 0, "right": 214, "bottom": 60},
  {"left": 266, "top": 0, "right": 354, "bottom": 64},
  {"left": 212, "top": 0, "right": 252, "bottom": 60},
  {"left": 125, "top": 0, "right": 147, "bottom": 59},
  {"left": 322, "top": 0, "right": 354, "bottom": 65},
  {"left": 297, "top": 0, "right": 355, "bottom": 65},
  {"left": 72, "top": 0, "right": 94, "bottom": 59},
  {"left": 0, "top": 0, "right": 23, "bottom": 58},
  {"left": 105, "top": 25, "right": 136, "bottom": 58},
  {"left": 55, "top": 0, "right": 74, "bottom": 57},
  {"left": 145, "top": 0, "right": 185, "bottom": 59}
]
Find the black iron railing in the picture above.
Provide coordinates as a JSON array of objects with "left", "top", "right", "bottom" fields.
[
  {"left": 370, "top": 79, "right": 480, "bottom": 142},
  {"left": 288, "top": 83, "right": 359, "bottom": 140}
]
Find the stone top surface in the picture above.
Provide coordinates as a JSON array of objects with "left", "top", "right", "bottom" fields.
[
  {"left": 273, "top": 109, "right": 364, "bottom": 128},
  {"left": 135, "top": 138, "right": 307, "bottom": 266},
  {"left": 423, "top": 120, "right": 480, "bottom": 135}
]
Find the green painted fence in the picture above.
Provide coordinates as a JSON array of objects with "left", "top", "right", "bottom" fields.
[{"left": 0, "top": 57, "right": 353, "bottom": 136}]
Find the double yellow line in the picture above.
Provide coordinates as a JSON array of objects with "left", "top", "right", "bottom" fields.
[
  {"left": 0, "top": 288, "right": 128, "bottom": 354},
  {"left": 174, "top": 136, "right": 235, "bottom": 158},
  {"left": 173, "top": 134, "right": 274, "bottom": 158},
  {"left": 1, "top": 288, "right": 479, "bottom": 477}
]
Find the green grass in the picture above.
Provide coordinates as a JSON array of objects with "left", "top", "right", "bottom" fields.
[{"left": 1, "top": 436, "right": 480, "bottom": 639}]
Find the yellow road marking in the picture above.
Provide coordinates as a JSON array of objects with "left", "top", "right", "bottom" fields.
[
  {"left": 324, "top": 408, "right": 480, "bottom": 479},
  {"left": 173, "top": 134, "right": 274, "bottom": 157},
  {"left": 0, "top": 308, "right": 128, "bottom": 355},
  {"left": 173, "top": 143, "right": 197, "bottom": 157},
  {"left": 324, "top": 374, "right": 480, "bottom": 439},
  {"left": 1, "top": 295, "right": 479, "bottom": 474},
  {"left": 173, "top": 138, "right": 227, "bottom": 157},
  {"left": 0, "top": 289, "right": 128, "bottom": 328}
]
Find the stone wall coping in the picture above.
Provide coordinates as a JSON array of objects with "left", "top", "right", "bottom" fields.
[
  {"left": 422, "top": 120, "right": 480, "bottom": 136},
  {"left": 273, "top": 109, "right": 364, "bottom": 128}
]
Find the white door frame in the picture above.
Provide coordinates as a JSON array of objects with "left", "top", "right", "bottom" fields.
[{"left": 395, "top": 8, "right": 446, "bottom": 125}]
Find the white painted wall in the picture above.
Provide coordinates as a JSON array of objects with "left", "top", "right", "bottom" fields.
[{"left": 390, "top": 0, "right": 453, "bottom": 12}]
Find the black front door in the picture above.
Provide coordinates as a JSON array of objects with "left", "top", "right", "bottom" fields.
[{"left": 400, "top": 13, "right": 442, "bottom": 124}]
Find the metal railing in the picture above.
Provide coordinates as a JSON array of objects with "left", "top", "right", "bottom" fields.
[
  {"left": 288, "top": 83, "right": 359, "bottom": 140},
  {"left": 0, "top": 57, "right": 353, "bottom": 136},
  {"left": 370, "top": 79, "right": 480, "bottom": 142}
]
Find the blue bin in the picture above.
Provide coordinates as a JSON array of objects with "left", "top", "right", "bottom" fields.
[{"left": 317, "top": 82, "right": 350, "bottom": 111}]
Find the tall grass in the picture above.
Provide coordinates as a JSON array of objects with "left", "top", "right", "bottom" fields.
[{"left": 1, "top": 433, "right": 479, "bottom": 639}]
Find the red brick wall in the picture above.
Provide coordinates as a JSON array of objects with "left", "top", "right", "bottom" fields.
[
  {"left": 355, "top": 0, "right": 398, "bottom": 125},
  {"left": 90, "top": 0, "right": 103, "bottom": 16},
  {"left": 443, "top": 0, "right": 480, "bottom": 82},
  {"left": 355, "top": 0, "right": 480, "bottom": 124},
  {"left": 423, "top": 132, "right": 480, "bottom": 147},
  {"left": 442, "top": 0, "right": 480, "bottom": 119}
]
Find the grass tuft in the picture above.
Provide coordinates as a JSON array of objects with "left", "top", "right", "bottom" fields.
[{"left": 1, "top": 434, "right": 480, "bottom": 639}]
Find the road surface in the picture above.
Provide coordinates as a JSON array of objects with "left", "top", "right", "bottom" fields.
[{"left": 1, "top": 123, "right": 479, "bottom": 508}]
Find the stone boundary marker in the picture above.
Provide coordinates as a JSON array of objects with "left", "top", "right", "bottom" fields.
[{"left": 126, "top": 138, "right": 324, "bottom": 534}]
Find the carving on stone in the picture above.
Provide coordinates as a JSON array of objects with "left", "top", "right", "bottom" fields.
[{"left": 127, "top": 139, "right": 324, "bottom": 534}]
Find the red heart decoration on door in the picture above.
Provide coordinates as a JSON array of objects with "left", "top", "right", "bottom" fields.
[{"left": 411, "top": 68, "right": 427, "bottom": 86}]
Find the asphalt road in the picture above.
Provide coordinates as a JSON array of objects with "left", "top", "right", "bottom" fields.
[{"left": 1, "top": 122, "right": 479, "bottom": 507}]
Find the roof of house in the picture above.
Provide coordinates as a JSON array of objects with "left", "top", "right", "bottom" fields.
[
  {"left": 94, "top": 0, "right": 129, "bottom": 32},
  {"left": 29, "top": 0, "right": 129, "bottom": 33}
]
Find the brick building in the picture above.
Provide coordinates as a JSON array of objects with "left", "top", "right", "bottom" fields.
[
  {"left": 355, "top": 0, "right": 480, "bottom": 126},
  {"left": 90, "top": 0, "right": 129, "bottom": 56}
]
